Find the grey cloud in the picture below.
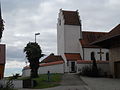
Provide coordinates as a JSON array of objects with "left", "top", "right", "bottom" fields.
[
  {"left": 2, "top": 0, "right": 41, "bottom": 13},
  {"left": 2, "top": 0, "right": 120, "bottom": 63}
]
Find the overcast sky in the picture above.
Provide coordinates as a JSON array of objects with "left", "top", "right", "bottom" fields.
[{"left": 1, "top": 0, "right": 120, "bottom": 76}]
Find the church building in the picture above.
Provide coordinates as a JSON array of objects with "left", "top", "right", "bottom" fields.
[
  {"left": 22, "top": 9, "right": 110, "bottom": 77},
  {"left": 57, "top": 9, "right": 109, "bottom": 73}
]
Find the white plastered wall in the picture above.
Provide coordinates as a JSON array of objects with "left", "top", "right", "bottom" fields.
[
  {"left": 64, "top": 25, "right": 82, "bottom": 53},
  {"left": 38, "top": 64, "right": 64, "bottom": 74},
  {"left": 22, "top": 64, "right": 64, "bottom": 77},
  {"left": 83, "top": 48, "right": 109, "bottom": 60}
]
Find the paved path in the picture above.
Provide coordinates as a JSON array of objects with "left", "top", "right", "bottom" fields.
[
  {"left": 81, "top": 76, "right": 120, "bottom": 90},
  {"left": 61, "top": 73, "right": 87, "bottom": 86},
  {"left": 19, "top": 73, "right": 89, "bottom": 90}
]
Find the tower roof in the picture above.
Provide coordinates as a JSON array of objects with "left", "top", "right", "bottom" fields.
[{"left": 61, "top": 10, "right": 81, "bottom": 25}]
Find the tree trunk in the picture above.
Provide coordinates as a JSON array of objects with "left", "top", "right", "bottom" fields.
[{"left": 31, "top": 68, "right": 38, "bottom": 78}]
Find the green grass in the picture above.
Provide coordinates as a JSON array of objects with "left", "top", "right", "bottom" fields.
[
  {"left": 33, "top": 73, "right": 62, "bottom": 89},
  {"left": 0, "top": 88, "right": 17, "bottom": 90},
  {"left": 18, "top": 73, "right": 63, "bottom": 89}
]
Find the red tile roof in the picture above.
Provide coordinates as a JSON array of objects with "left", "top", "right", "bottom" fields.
[
  {"left": 77, "top": 60, "right": 109, "bottom": 64},
  {"left": 62, "top": 10, "right": 81, "bottom": 25},
  {"left": 64, "top": 53, "right": 81, "bottom": 61},
  {"left": 40, "top": 53, "right": 64, "bottom": 63},
  {"left": 80, "top": 31, "right": 108, "bottom": 48},
  {"left": 40, "top": 61, "right": 64, "bottom": 67},
  {"left": 91, "top": 24, "right": 120, "bottom": 48},
  {"left": 23, "top": 54, "right": 64, "bottom": 70}
]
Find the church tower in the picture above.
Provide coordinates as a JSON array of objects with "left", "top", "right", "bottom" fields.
[{"left": 57, "top": 9, "right": 83, "bottom": 72}]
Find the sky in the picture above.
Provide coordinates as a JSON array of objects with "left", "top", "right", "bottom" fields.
[{"left": 1, "top": 0, "right": 120, "bottom": 77}]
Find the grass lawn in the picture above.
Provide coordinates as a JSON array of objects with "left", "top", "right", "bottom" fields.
[
  {"left": 19, "top": 73, "right": 63, "bottom": 89},
  {"left": 0, "top": 88, "right": 17, "bottom": 90}
]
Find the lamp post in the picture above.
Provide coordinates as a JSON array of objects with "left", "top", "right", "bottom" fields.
[{"left": 35, "top": 33, "right": 40, "bottom": 43}]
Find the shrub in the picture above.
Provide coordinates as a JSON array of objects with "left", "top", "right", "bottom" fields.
[
  {"left": 81, "top": 66, "right": 102, "bottom": 77},
  {"left": 81, "top": 66, "right": 93, "bottom": 76}
]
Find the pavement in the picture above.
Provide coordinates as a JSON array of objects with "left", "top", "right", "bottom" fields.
[
  {"left": 81, "top": 76, "right": 120, "bottom": 90},
  {"left": 19, "top": 73, "right": 89, "bottom": 90}
]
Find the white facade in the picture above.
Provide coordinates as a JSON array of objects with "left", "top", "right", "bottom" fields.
[
  {"left": 57, "top": 10, "right": 83, "bottom": 73},
  {"left": 57, "top": 10, "right": 65, "bottom": 55},
  {"left": 38, "top": 64, "right": 64, "bottom": 74},
  {"left": 22, "top": 63, "right": 64, "bottom": 77},
  {"left": 57, "top": 10, "right": 82, "bottom": 57},
  {"left": 64, "top": 25, "right": 82, "bottom": 53},
  {"left": 83, "top": 48, "right": 109, "bottom": 60},
  {"left": 22, "top": 69, "right": 31, "bottom": 77}
]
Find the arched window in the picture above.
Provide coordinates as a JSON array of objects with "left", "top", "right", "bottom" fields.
[
  {"left": 106, "top": 52, "right": 109, "bottom": 61},
  {"left": 91, "top": 52, "right": 95, "bottom": 60}
]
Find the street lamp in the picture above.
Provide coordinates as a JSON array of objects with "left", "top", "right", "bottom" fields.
[{"left": 35, "top": 33, "right": 40, "bottom": 43}]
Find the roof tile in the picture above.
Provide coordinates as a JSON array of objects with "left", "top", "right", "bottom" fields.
[
  {"left": 80, "top": 31, "right": 108, "bottom": 48},
  {"left": 64, "top": 53, "right": 81, "bottom": 61},
  {"left": 62, "top": 10, "right": 81, "bottom": 25}
]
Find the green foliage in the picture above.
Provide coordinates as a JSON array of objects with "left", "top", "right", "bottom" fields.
[
  {"left": 12, "top": 73, "right": 20, "bottom": 79},
  {"left": 81, "top": 65, "right": 100, "bottom": 77},
  {"left": 91, "top": 52, "right": 98, "bottom": 77},
  {"left": 24, "top": 42, "right": 44, "bottom": 60},
  {"left": 0, "top": 88, "right": 17, "bottom": 90},
  {"left": 81, "top": 66, "right": 93, "bottom": 76},
  {"left": 24, "top": 42, "right": 44, "bottom": 78}
]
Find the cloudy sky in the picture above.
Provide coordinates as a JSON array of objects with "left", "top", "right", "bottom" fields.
[{"left": 1, "top": 0, "right": 120, "bottom": 76}]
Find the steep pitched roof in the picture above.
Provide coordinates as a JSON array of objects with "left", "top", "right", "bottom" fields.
[
  {"left": 91, "top": 24, "right": 120, "bottom": 48},
  {"left": 62, "top": 10, "right": 81, "bottom": 25},
  {"left": 80, "top": 31, "right": 108, "bottom": 48},
  {"left": 40, "top": 54, "right": 64, "bottom": 63},
  {"left": 64, "top": 53, "right": 82, "bottom": 61}
]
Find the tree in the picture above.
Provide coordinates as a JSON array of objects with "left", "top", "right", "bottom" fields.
[
  {"left": 91, "top": 52, "right": 98, "bottom": 77},
  {"left": 24, "top": 42, "right": 44, "bottom": 78}
]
